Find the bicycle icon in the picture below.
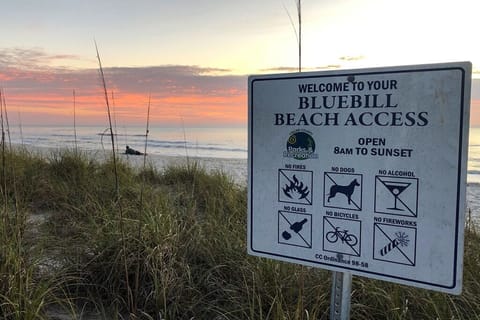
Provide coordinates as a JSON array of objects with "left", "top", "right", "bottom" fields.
[
  {"left": 323, "top": 216, "right": 361, "bottom": 257},
  {"left": 326, "top": 227, "right": 358, "bottom": 246}
]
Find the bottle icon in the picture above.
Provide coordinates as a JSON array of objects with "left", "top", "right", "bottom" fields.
[
  {"left": 290, "top": 218, "right": 308, "bottom": 233},
  {"left": 281, "top": 218, "right": 308, "bottom": 240}
]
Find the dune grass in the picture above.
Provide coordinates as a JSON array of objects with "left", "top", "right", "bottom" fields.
[{"left": 1, "top": 148, "right": 480, "bottom": 319}]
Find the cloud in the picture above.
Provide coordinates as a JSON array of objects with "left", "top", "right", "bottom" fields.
[
  {"left": 0, "top": 48, "right": 247, "bottom": 126},
  {"left": 260, "top": 65, "right": 341, "bottom": 73},
  {"left": 0, "top": 47, "right": 85, "bottom": 70}
]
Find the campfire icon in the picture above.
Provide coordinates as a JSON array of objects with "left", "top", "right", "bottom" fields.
[
  {"left": 278, "top": 169, "right": 313, "bottom": 205},
  {"left": 283, "top": 175, "right": 310, "bottom": 200}
]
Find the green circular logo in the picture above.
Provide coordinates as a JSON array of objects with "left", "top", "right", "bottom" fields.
[{"left": 286, "top": 131, "right": 316, "bottom": 160}]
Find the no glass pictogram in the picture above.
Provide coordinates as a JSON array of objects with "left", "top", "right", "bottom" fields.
[
  {"left": 373, "top": 223, "right": 417, "bottom": 266},
  {"left": 375, "top": 176, "right": 418, "bottom": 217},
  {"left": 323, "top": 216, "right": 361, "bottom": 257},
  {"left": 278, "top": 169, "right": 313, "bottom": 205},
  {"left": 324, "top": 172, "right": 362, "bottom": 211},
  {"left": 278, "top": 211, "right": 312, "bottom": 248}
]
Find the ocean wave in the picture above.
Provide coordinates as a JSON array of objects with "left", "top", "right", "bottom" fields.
[
  {"left": 147, "top": 140, "right": 247, "bottom": 153},
  {"left": 97, "top": 129, "right": 151, "bottom": 138}
]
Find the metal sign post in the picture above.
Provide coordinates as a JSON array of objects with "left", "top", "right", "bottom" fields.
[{"left": 330, "top": 271, "right": 352, "bottom": 320}]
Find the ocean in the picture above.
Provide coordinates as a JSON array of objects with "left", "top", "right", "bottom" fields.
[
  {"left": 11, "top": 125, "right": 480, "bottom": 178},
  {"left": 9, "top": 125, "right": 248, "bottom": 159},
  {"left": 6, "top": 124, "right": 480, "bottom": 223}
]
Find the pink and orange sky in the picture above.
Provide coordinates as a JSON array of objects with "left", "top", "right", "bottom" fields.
[{"left": 1, "top": 0, "right": 480, "bottom": 127}]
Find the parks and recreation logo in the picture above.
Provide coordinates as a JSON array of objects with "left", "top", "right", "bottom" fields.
[{"left": 283, "top": 130, "right": 318, "bottom": 160}]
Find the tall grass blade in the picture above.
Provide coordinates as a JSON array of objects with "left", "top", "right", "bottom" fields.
[
  {"left": 0, "top": 89, "right": 6, "bottom": 206},
  {"left": 134, "top": 93, "right": 151, "bottom": 313},
  {"left": 297, "top": 0, "right": 302, "bottom": 72},
  {"left": 282, "top": 0, "right": 302, "bottom": 71},
  {"left": 94, "top": 40, "right": 133, "bottom": 314},
  {"left": 181, "top": 116, "right": 190, "bottom": 167},
  {"left": 111, "top": 90, "right": 119, "bottom": 153},
  {"left": 73, "top": 89, "right": 78, "bottom": 154}
]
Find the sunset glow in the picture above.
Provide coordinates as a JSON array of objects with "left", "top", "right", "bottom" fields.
[{"left": 1, "top": 0, "right": 479, "bottom": 126}]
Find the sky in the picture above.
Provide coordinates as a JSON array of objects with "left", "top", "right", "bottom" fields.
[{"left": 1, "top": 0, "right": 480, "bottom": 127}]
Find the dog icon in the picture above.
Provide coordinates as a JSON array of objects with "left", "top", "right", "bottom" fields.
[{"left": 328, "top": 179, "right": 360, "bottom": 205}]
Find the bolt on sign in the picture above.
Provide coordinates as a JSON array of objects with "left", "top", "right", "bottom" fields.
[{"left": 247, "top": 62, "right": 471, "bottom": 294}]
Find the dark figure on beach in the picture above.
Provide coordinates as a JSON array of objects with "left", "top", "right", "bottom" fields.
[{"left": 125, "top": 145, "right": 143, "bottom": 155}]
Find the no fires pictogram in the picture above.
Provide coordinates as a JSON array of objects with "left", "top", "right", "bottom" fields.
[{"left": 278, "top": 169, "right": 313, "bottom": 205}]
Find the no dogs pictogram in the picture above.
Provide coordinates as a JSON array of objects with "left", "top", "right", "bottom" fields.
[{"left": 324, "top": 172, "right": 362, "bottom": 211}]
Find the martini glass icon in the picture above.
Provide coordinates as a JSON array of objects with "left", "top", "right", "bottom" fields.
[{"left": 383, "top": 180, "right": 411, "bottom": 210}]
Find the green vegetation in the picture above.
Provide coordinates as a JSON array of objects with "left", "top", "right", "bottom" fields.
[{"left": 1, "top": 148, "right": 480, "bottom": 319}]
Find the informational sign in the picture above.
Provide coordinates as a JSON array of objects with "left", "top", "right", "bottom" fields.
[{"left": 247, "top": 62, "right": 471, "bottom": 294}]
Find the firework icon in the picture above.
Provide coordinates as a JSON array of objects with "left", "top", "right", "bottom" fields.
[
  {"left": 380, "top": 231, "right": 409, "bottom": 256},
  {"left": 374, "top": 223, "right": 416, "bottom": 266},
  {"left": 395, "top": 232, "right": 409, "bottom": 247}
]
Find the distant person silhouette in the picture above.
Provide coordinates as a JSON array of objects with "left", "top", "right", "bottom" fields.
[{"left": 125, "top": 145, "right": 143, "bottom": 155}]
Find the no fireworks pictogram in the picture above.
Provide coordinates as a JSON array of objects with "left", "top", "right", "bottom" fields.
[{"left": 373, "top": 223, "right": 417, "bottom": 266}]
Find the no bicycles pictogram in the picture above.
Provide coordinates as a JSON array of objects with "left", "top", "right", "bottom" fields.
[
  {"left": 326, "top": 227, "right": 358, "bottom": 247},
  {"left": 323, "top": 216, "right": 361, "bottom": 257}
]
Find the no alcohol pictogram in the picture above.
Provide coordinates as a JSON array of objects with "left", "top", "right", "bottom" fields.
[
  {"left": 375, "top": 176, "right": 419, "bottom": 217},
  {"left": 324, "top": 172, "right": 362, "bottom": 211}
]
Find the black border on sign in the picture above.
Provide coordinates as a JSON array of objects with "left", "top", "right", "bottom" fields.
[{"left": 248, "top": 65, "right": 467, "bottom": 291}]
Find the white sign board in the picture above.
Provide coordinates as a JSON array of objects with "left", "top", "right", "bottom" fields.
[{"left": 248, "top": 62, "right": 471, "bottom": 294}]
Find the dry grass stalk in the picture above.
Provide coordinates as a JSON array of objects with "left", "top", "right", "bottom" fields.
[{"left": 94, "top": 41, "right": 134, "bottom": 314}]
